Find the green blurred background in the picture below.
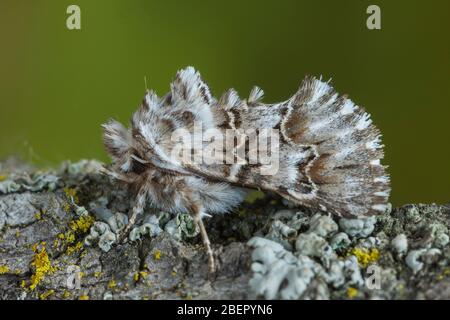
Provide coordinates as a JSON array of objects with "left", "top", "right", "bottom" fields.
[{"left": 0, "top": 0, "right": 449, "bottom": 206}]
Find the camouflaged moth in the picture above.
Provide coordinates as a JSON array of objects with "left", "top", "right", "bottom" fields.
[{"left": 102, "top": 67, "right": 390, "bottom": 272}]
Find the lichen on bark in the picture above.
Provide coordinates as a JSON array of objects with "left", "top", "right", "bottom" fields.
[{"left": 0, "top": 158, "right": 449, "bottom": 300}]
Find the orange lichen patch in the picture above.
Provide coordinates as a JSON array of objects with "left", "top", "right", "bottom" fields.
[{"left": 29, "top": 242, "right": 56, "bottom": 290}]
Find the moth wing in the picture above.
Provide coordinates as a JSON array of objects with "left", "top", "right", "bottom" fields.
[
  {"left": 134, "top": 67, "right": 390, "bottom": 218},
  {"left": 224, "top": 77, "right": 390, "bottom": 218}
]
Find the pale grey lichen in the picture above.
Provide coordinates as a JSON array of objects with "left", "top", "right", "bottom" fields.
[
  {"left": 338, "top": 216, "right": 376, "bottom": 238},
  {"left": 2, "top": 158, "right": 450, "bottom": 300},
  {"left": 424, "top": 248, "right": 442, "bottom": 264},
  {"left": 0, "top": 172, "right": 59, "bottom": 194},
  {"left": 130, "top": 214, "right": 162, "bottom": 241},
  {"left": 308, "top": 213, "right": 338, "bottom": 238},
  {"left": 435, "top": 233, "right": 449, "bottom": 248},
  {"left": 85, "top": 221, "right": 117, "bottom": 252},
  {"left": 107, "top": 212, "right": 128, "bottom": 234},
  {"left": 343, "top": 256, "right": 364, "bottom": 287},
  {"left": 84, "top": 195, "right": 130, "bottom": 251},
  {"left": 295, "top": 233, "right": 334, "bottom": 263},
  {"left": 358, "top": 236, "right": 382, "bottom": 249},
  {"left": 246, "top": 210, "right": 376, "bottom": 299},
  {"left": 61, "top": 159, "right": 103, "bottom": 176},
  {"left": 248, "top": 235, "right": 366, "bottom": 299},
  {"left": 406, "top": 249, "right": 427, "bottom": 273},
  {"left": 266, "top": 220, "right": 297, "bottom": 250},
  {"left": 164, "top": 213, "right": 199, "bottom": 241},
  {"left": 330, "top": 232, "right": 351, "bottom": 250},
  {"left": 391, "top": 234, "right": 408, "bottom": 255},
  {"left": 0, "top": 180, "right": 21, "bottom": 194},
  {"left": 248, "top": 237, "right": 318, "bottom": 299}
]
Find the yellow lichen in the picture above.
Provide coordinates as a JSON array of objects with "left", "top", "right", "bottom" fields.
[
  {"left": 347, "top": 287, "right": 358, "bottom": 299},
  {"left": 0, "top": 174, "right": 7, "bottom": 182},
  {"left": 63, "top": 290, "right": 71, "bottom": 299},
  {"left": 78, "top": 294, "right": 90, "bottom": 300},
  {"left": 66, "top": 232, "right": 76, "bottom": 244},
  {"left": 29, "top": 242, "right": 56, "bottom": 290},
  {"left": 34, "top": 211, "right": 42, "bottom": 220},
  {"left": 64, "top": 187, "right": 79, "bottom": 204},
  {"left": 153, "top": 250, "right": 162, "bottom": 261},
  {"left": 133, "top": 271, "right": 148, "bottom": 282},
  {"left": 70, "top": 215, "right": 95, "bottom": 234},
  {"left": 347, "top": 247, "right": 380, "bottom": 268},
  {"left": 65, "top": 241, "right": 83, "bottom": 255},
  {"left": 20, "top": 280, "right": 26, "bottom": 288},
  {"left": 63, "top": 202, "right": 71, "bottom": 213},
  {"left": 94, "top": 271, "right": 102, "bottom": 278},
  {"left": 56, "top": 215, "right": 94, "bottom": 255},
  {"left": 436, "top": 267, "right": 450, "bottom": 281},
  {"left": 108, "top": 278, "right": 117, "bottom": 289},
  {"left": 0, "top": 265, "right": 10, "bottom": 274},
  {"left": 15, "top": 230, "right": 21, "bottom": 238},
  {"left": 39, "top": 289, "right": 55, "bottom": 300}
]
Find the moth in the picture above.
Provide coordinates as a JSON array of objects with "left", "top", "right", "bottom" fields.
[{"left": 102, "top": 67, "right": 390, "bottom": 272}]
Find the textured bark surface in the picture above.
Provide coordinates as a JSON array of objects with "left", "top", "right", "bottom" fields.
[{"left": 0, "top": 159, "right": 449, "bottom": 300}]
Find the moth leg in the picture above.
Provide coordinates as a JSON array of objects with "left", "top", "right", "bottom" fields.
[
  {"left": 193, "top": 209, "right": 216, "bottom": 274},
  {"left": 100, "top": 166, "right": 133, "bottom": 183},
  {"left": 119, "top": 187, "right": 147, "bottom": 243}
]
